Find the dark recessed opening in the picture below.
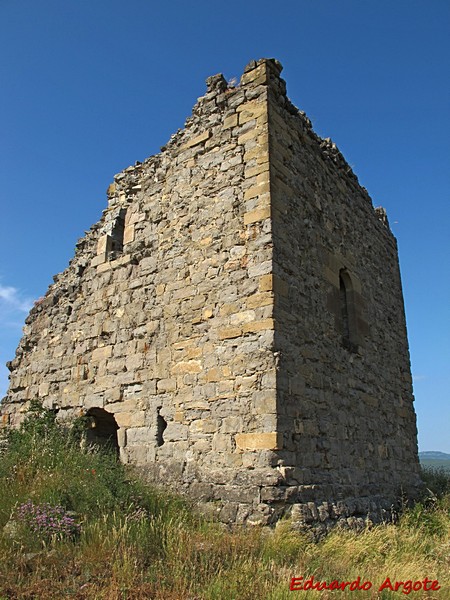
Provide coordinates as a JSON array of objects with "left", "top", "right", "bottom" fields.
[
  {"left": 108, "top": 209, "right": 126, "bottom": 259},
  {"left": 85, "top": 407, "right": 119, "bottom": 455},
  {"left": 156, "top": 410, "right": 167, "bottom": 447},
  {"left": 339, "top": 272, "right": 351, "bottom": 346},
  {"left": 339, "top": 269, "right": 358, "bottom": 353}
]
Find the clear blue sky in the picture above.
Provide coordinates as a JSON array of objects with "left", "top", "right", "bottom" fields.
[{"left": 0, "top": 0, "right": 448, "bottom": 452}]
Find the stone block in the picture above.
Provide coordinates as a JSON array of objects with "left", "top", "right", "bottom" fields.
[
  {"left": 83, "top": 393, "right": 105, "bottom": 409},
  {"left": 221, "top": 415, "right": 243, "bottom": 433},
  {"left": 180, "top": 130, "right": 211, "bottom": 150},
  {"left": 204, "top": 367, "right": 222, "bottom": 382},
  {"left": 171, "top": 361, "right": 202, "bottom": 375},
  {"left": 38, "top": 382, "right": 50, "bottom": 397},
  {"left": 212, "top": 433, "right": 233, "bottom": 452},
  {"left": 199, "top": 236, "right": 212, "bottom": 246},
  {"left": 252, "top": 390, "right": 276, "bottom": 414},
  {"left": 97, "top": 235, "right": 110, "bottom": 255},
  {"left": 230, "top": 310, "right": 256, "bottom": 325},
  {"left": 91, "top": 346, "right": 113, "bottom": 362},
  {"left": 243, "top": 181, "right": 270, "bottom": 201},
  {"left": 259, "top": 274, "right": 273, "bottom": 292},
  {"left": 106, "top": 399, "right": 141, "bottom": 413},
  {"left": 219, "top": 503, "right": 239, "bottom": 523},
  {"left": 244, "top": 207, "right": 271, "bottom": 225},
  {"left": 218, "top": 327, "right": 242, "bottom": 340},
  {"left": 126, "top": 426, "right": 153, "bottom": 445},
  {"left": 242, "top": 318, "right": 274, "bottom": 333},
  {"left": 237, "top": 128, "right": 258, "bottom": 145},
  {"left": 114, "top": 410, "right": 146, "bottom": 428},
  {"left": 240, "top": 63, "right": 268, "bottom": 86},
  {"left": 117, "top": 428, "right": 126, "bottom": 448},
  {"left": 163, "top": 423, "right": 188, "bottom": 442},
  {"left": 185, "top": 347, "right": 203, "bottom": 359},
  {"left": 246, "top": 292, "right": 273, "bottom": 309},
  {"left": 245, "top": 162, "right": 269, "bottom": 179},
  {"left": 125, "top": 445, "right": 155, "bottom": 465},
  {"left": 91, "top": 254, "right": 106, "bottom": 267},
  {"left": 239, "top": 103, "right": 267, "bottom": 126},
  {"left": 189, "top": 482, "right": 214, "bottom": 501},
  {"left": 125, "top": 354, "right": 143, "bottom": 371},
  {"left": 223, "top": 114, "right": 238, "bottom": 129},
  {"left": 140, "top": 257, "right": 157, "bottom": 273},
  {"left": 219, "top": 485, "right": 259, "bottom": 504},
  {"left": 202, "top": 308, "right": 214, "bottom": 319},
  {"left": 190, "top": 419, "right": 217, "bottom": 434},
  {"left": 235, "top": 432, "right": 283, "bottom": 450},
  {"left": 220, "top": 302, "right": 240, "bottom": 316},
  {"left": 157, "top": 378, "right": 177, "bottom": 393},
  {"left": 123, "top": 224, "right": 135, "bottom": 244}
]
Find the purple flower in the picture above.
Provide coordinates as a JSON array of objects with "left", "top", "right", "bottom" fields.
[{"left": 14, "top": 500, "right": 81, "bottom": 541}]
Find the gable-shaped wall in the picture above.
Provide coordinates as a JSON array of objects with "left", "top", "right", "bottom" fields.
[{"left": 1, "top": 59, "right": 421, "bottom": 528}]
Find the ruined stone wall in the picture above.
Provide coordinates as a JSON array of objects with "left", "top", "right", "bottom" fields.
[
  {"left": 2, "top": 61, "right": 285, "bottom": 525},
  {"left": 1, "top": 59, "right": 421, "bottom": 528}
]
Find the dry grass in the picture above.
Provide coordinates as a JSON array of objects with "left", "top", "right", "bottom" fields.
[
  {"left": 1, "top": 498, "right": 448, "bottom": 599},
  {"left": 0, "top": 404, "right": 448, "bottom": 599}
]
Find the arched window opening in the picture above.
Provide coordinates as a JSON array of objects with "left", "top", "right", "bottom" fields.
[
  {"left": 85, "top": 407, "right": 119, "bottom": 455},
  {"left": 339, "top": 269, "right": 358, "bottom": 352},
  {"left": 156, "top": 409, "right": 167, "bottom": 447}
]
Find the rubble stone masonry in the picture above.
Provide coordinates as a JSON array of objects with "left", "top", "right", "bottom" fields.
[{"left": 1, "top": 59, "right": 422, "bottom": 530}]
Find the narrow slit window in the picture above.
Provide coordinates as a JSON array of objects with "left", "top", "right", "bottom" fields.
[
  {"left": 340, "top": 272, "right": 350, "bottom": 345},
  {"left": 339, "top": 269, "right": 358, "bottom": 352},
  {"left": 108, "top": 209, "right": 126, "bottom": 258},
  {"left": 156, "top": 409, "right": 167, "bottom": 447}
]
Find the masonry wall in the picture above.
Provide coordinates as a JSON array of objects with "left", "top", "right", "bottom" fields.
[
  {"left": 3, "top": 63, "right": 285, "bottom": 525},
  {"left": 266, "top": 63, "right": 421, "bottom": 524},
  {"left": 1, "top": 59, "right": 421, "bottom": 529}
]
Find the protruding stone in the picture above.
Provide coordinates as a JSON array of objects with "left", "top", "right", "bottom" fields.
[{"left": 205, "top": 73, "right": 227, "bottom": 93}]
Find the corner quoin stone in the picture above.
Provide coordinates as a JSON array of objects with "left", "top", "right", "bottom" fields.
[
  {"left": 235, "top": 432, "right": 283, "bottom": 451},
  {"left": 0, "top": 58, "right": 422, "bottom": 531}
]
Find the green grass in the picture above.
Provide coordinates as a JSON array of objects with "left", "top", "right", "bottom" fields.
[{"left": 0, "top": 402, "right": 448, "bottom": 599}]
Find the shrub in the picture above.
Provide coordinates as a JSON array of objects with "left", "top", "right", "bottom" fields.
[
  {"left": 421, "top": 466, "right": 450, "bottom": 499},
  {"left": 0, "top": 401, "right": 193, "bottom": 534}
]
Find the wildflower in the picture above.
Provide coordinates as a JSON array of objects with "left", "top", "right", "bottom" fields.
[{"left": 14, "top": 500, "right": 81, "bottom": 542}]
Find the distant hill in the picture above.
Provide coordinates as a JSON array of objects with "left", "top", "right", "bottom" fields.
[
  {"left": 419, "top": 451, "right": 450, "bottom": 472},
  {"left": 419, "top": 451, "right": 450, "bottom": 460}
]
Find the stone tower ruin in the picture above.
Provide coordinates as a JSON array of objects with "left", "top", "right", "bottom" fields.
[{"left": 1, "top": 59, "right": 421, "bottom": 528}]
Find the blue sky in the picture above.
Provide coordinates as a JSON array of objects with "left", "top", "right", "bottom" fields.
[{"left": 0, "top": 0, "right": 449, "bottom": 452}]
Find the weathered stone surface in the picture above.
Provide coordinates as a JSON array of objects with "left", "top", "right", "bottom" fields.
[{"left": 0, "top": 58, "right": 421, "bottom": 528}]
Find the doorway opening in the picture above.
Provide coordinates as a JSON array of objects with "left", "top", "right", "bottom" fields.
[{"left": 85, "top": 407, "right": 119, "bottom": 455}]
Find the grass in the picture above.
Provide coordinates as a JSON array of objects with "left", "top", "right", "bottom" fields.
[{"left": 0, "top": 402, "right": 448, "bottom": 599}]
